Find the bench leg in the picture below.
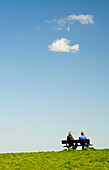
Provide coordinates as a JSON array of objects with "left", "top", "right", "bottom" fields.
[
  {"left": 75, "top": 143, "right": 78, "bottom": 149},
  {"left": 82, "top": 146, "right": 84, "bottom": 149},
  {"left": 72, "top": 144, "right": 77, "bottom": 149},
  {"left": 72, "top": 145, "right": 75, "bottom": 149}
]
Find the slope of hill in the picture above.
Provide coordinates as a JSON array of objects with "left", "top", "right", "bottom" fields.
[{"left": 0, "top": 148, "right": 109, "bottom": 169}]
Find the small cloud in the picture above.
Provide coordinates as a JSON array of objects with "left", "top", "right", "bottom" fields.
[
  {"left": 48, "top": 38, "right": 79, "bottom": 53},
  {"left": 58, "top": 19, "right": 66, "bottom": 25},
  {"left": 46, "top": 19, "right": 57, "bottom": 23},
  {"left": 46, "top": 20, "right": 51, "bottom": 23},
  {"left": 46, "top": 14, "right": 94, "bottom": 32},
  {"left": 52, "top": 27, "right": 63, "bottom": 31},
  {"left": 57, "top": 27, "right": 63, "bottom": 30},
  {"left": 66, "top": 26, "right": 70, "bottom": 32},
  {"left": 67, "top": 14, "right": 94, "bottom": 24}
]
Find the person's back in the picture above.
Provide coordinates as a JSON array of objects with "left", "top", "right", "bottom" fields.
[
  {"left": 79, "top": 135, "right": 86, "bottom": 140},
  {"left": 79, "top": 131, "right": 87, "bottom": 149},
  {"left": 67, "top": 131, "right": 74, "bottom": 148},
  {"left": 67, "top": 133, "right": 74, "bottom": 141}
]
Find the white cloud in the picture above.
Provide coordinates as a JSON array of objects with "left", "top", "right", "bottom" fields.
[
  {"left": 66, "top": 26, "right": 70, "bottom": 32},
  {"left": 48, "top": 38, "right": 79, "bottom": 53},
  {"left": 67, "top": 14, "right": 94, "bottom": 24},
  {"left": 46, "top": 19, "right": 57, "bottom": 23},
  {"left": 58, "top": 19, "right": 66, "bottom": 25},
  {"left": 57, "top": 27, "right": 63, "bottom": 30},
  {"left": 46, "top": 14, "right": 94, "bottom": 31},
  {"left": 52, "top": 27, "right": 63, "bottom": 31}
]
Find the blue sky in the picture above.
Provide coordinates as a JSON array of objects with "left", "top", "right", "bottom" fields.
[{"left": 0, "top": 0, "right": 109, "bottom": 152}]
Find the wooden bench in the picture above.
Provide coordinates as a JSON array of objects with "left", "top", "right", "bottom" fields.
[{"left": 61, "top": 139, "right": 93, "bottom": 149}]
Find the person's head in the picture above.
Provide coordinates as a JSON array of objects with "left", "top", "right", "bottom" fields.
[
  {"left": 81, "top": 131, "right": 85, "bottom": 136},
  {"left": 69, "top": 131, "right": 72, "bottom": 136}
]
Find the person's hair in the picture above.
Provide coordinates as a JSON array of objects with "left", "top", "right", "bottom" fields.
[
  {"left": 81, "top": 131, "right": 85, "bottom": 136},
  {"left": 69, "top": 131, "right": 72, "bottom": 135}
]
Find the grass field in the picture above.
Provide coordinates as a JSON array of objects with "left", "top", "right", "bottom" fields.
[{"left": 0, "top": 148, "right": 109, "bottom": 169}]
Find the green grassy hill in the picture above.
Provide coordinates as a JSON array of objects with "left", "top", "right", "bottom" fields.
[{"left": 0, "top": 148, "right": 109, "bottom": 169}]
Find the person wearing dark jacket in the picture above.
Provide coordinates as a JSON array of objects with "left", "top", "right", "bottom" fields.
[{"left": 67, "top": 131, "right": 74, "bottom": 149}]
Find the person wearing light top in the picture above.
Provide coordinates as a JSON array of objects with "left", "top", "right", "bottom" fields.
[
  {"left": 79, "top": 131, "right": 87, "bottom": 140},
  {"left": 79, "top": 131, "right": 88, "bottom": 149}
]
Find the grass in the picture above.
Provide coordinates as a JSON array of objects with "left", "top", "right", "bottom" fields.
[{"left": 0, "top": 148, "right": 109, "bottom": 169}]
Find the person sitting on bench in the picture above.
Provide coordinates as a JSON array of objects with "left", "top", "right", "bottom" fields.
[
  {"left": 79, "top": 131, "right": 88, "bottom": 149},
  {"left": 67, "top": 131, "right": 75, "bottom": 149}
]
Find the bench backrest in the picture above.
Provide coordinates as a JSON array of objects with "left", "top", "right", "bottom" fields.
[{"left": 62, "top": 139, "right": 90, "bottom": 145}]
